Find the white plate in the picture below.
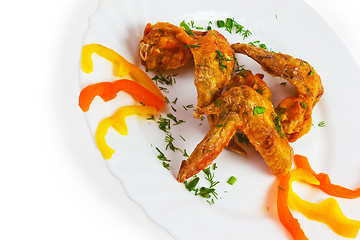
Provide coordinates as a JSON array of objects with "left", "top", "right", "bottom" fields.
[{"left": 80, "top": 0, "right": 360, "bottom": 239}]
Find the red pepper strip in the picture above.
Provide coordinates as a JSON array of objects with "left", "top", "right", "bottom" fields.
[
  {"left": 277, "top": 173, "right": 309, "bottom": 240},
  {"left": 79, "top": 79, "right": 164, "bottom": 112},
  {"left": 294, "top": 154, "right": 360, "bottom": 199}
]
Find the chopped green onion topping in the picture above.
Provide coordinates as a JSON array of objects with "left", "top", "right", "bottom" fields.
[
  {"left": 309, "top": 67, "right": 315, "bottom": 76},
  {"left": 254, "top": 106, "right": 266, "bottom": 115},
  {"left": 300, "top": 102, "right": 307, "bottom": 109},
  {"left": 217, "top": 20, "right": 225, "bottom": 28},
  {"left": 227, "top": 176, "right": 237, "bottom": 185}
]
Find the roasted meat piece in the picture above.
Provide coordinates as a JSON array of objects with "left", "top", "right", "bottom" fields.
[
  {"left": 177, "top": 85, "right": 293, "bottom": 183},
  {"left": 140, "top": 22, "right": 194, "bottom": 71},
  {"left": 231, "top": 43, "right": 324, "bottom": 142},
  {"left": 140, "top": 22, "right": 235, "bottom": 117}
]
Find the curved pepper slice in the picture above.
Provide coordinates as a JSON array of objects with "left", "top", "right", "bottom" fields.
[
  {"left": 79, "top": 79, "right": 164, "bottom": 112},
  {"left": 277, "top": 171, "right": 309, "bottom": 240},
  {"left": 294, "top": 154, "right": 360, "bottom": 199},
  {"left": 81, "top": 43, "right": 165, "bottom": 102},
  {"left": 95, "top": 105, "right": 157, "bottom": 159},
  {"left": 287, "top": 168, "right": 360, "bottom": 239}
]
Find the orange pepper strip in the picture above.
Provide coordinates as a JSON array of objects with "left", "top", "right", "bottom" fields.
[
  {"left": 81, "top": 43, "right": 165, "bottom": 102},
  {"left": 95, "top": 105, "right": 158, "bottom": 159},
  {"left": 277, "top": 172, "right": 309, "bottom": 240},
  {"left": 287, "top": 168, "right": 360, "bottom": 239},
  {"left": 294, "top": 154, "right": 360, "bottom": 199},
  {"left": 79, "top": 79, "right": 164, "bottom": 112}
]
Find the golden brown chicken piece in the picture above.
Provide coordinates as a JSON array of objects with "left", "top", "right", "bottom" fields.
[
  {"left": 177, "top": 85, "right": 293, "bottom": 183},
  {"left": 223, "top": 70, "right": 272, "bottom": 156},
  {"left": 231, "top": 43, "right": 324, "bottom": 142},
  {"left": 189, "top": 30, "right": 235, "bottom": 118},
  {"left": 140, "top": 22, "right": 235, "bottom": 118},
  {"left": 140, "top": 22, "right": 194, "bottom": 71}
]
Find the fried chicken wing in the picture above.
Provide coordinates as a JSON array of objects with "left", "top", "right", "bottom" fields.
[
  {"left": 177, "top": 85, "right": 293, "bottom": 183},
  {"left": 223, "top": 70, "right": 272, "bottom": 156},
  {"left": 189, "top": 30, "right": 235, "bottom": 118},
  {"left": 140, "top": 22, "right": 194, "bottom": 71},
  {"left": 231, "top": 43, "right": 324, "bottom": 142},
  {"left": 140, "top": 23, "right": 235, "bottom": 118}
]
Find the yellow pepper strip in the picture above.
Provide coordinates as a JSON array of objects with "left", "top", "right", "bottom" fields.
[
  {"left": 288, "top": 168, "right": 360, "bottom": 238},
  {"left": 95, "top": 105, "right": 158, "bottom": 160},
  {"left": 81, "top": 43, "right": 165, "bottom": 102}
]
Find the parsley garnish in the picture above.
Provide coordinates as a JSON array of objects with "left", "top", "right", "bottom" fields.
[
  {"left": 300, "top": 102, "right": 307, "bottom": 109},
  {"left": 157, "top": 116, "right": 170, "bottom": 132},
  {"left": 248, "top": 40, "right": 274, "bottom": 52},
  {"left": 318, "top": 121, "right": 326, "bottom": 127},
  {"left": 215, "top": 50, "right": 229, "bottom": 71},
  {"left": 233, "top": 56, "right": 246, "bottom": 76},
  {"left": 236, "top": 133, "right": 250, "bottom": 145},
  {"left": 216, "top": 20, "right": 225, "bottom": 28},
  {"left": 185, "top": 44, "right": 200, "bottom": 49},
  {"left": 254, "top": 106, "right": 266, "bottom": 115},
  {"left": 309, "top": 67, "right": 315, "bottom": 76},
  {"left": 273, "top": 109, "right": 285, "bottom": 138},
  {"left": 183, "top": 164, "right": 220, "bottom": 205},
  {"left": 214, "top": 99, "right": 223, "bottom": 108},
  {"left": 180, "top": 20, "right": 193, "bottom": 35},
  {"left": 155, "top": 147, "right": 171, "bottom": 170},
  {"left": 152, "top": 72, "right": 176, "bottom": 86}
]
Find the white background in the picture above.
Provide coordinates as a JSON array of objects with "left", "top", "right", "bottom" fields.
[{"left": 1, "top": 0, "right": 359, "bottom": 239}]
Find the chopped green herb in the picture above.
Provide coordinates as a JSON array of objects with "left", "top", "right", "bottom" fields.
[
  {"left": 217, "top": 20, "right": 225, "bottom": 28},
  {"left": 203, "top": 167, "right": 220, "bottom": 189},
  {"left": 155, "top": 147, "right": 170, "bottom": 170},
  {"left": 157, "top": 116, "right": 171, "bottom": 132},
  {"left": 214, "top": 99, "right": 223, "bottom": 108},
  {"left": 242, "top": 29, "right": 252, "bottom": 40},
  {"left": 172, "top": 98, "right": 178, "bottom": 104},
  {"left": 183, "top": 149, "right": 189, "bottom": 157},
  {"left": 277, "top": 185, "right": 285, "bottom": 191},
  {"left": 280, "top": 82, "right": 287, "bottom": 86},
  {"left": 185, "top": 44, "right": 200, "bottom": 48},
  {"left": 227, "top": 176, "right": 237, "bottom": 185},
  {"left": 236, "top": 133, "right": 250, "bottom": 145},
  {"left": 249, "top": 40, "right": 274, "bottom": 52},
  {"left": 216, "top": 123, "right": 227, "bottom": 128},
  {"left": 309, "top": 67, "right": 315, "bottom": 76},
  {"left": 225, "top": 18, "right": 233, "bottom": 33},
  {"left": 300, "top": 102, "right": 307, "bottom": 109},
  {"left": 180, "top": 20, "right": 193, "bottom": 35},
  {"left": 213, "top": 163, "right": 217, "bottom": 170},
  {"left": 233, "top": 56, "right": 246, "bottom": 76},
  {"left": 273, "top": 109, "right": 285, "bottom": 138},
  {"left": 152, "top": 72, "right": 176, "bottom": 86},
  {"left": 318, "top": 121, "right": 326, "bottom": 127},
  {"left": 216, "top": 50, "right": 228, "bottom": 71},
  {"left": 254, "top": 106, "right": 266, "bottom": 115},
  {"left": 147, "top": 115, "right": 155, "bottom": 121},
  {"left": 165, "top": 132, "right": 180, "bottom": 152},
  {"left": 166, "top": 113, "right": 185, "bottom": 125},
  {"left": 184, "top": 177, "right": 200, "bottom": 191}
]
